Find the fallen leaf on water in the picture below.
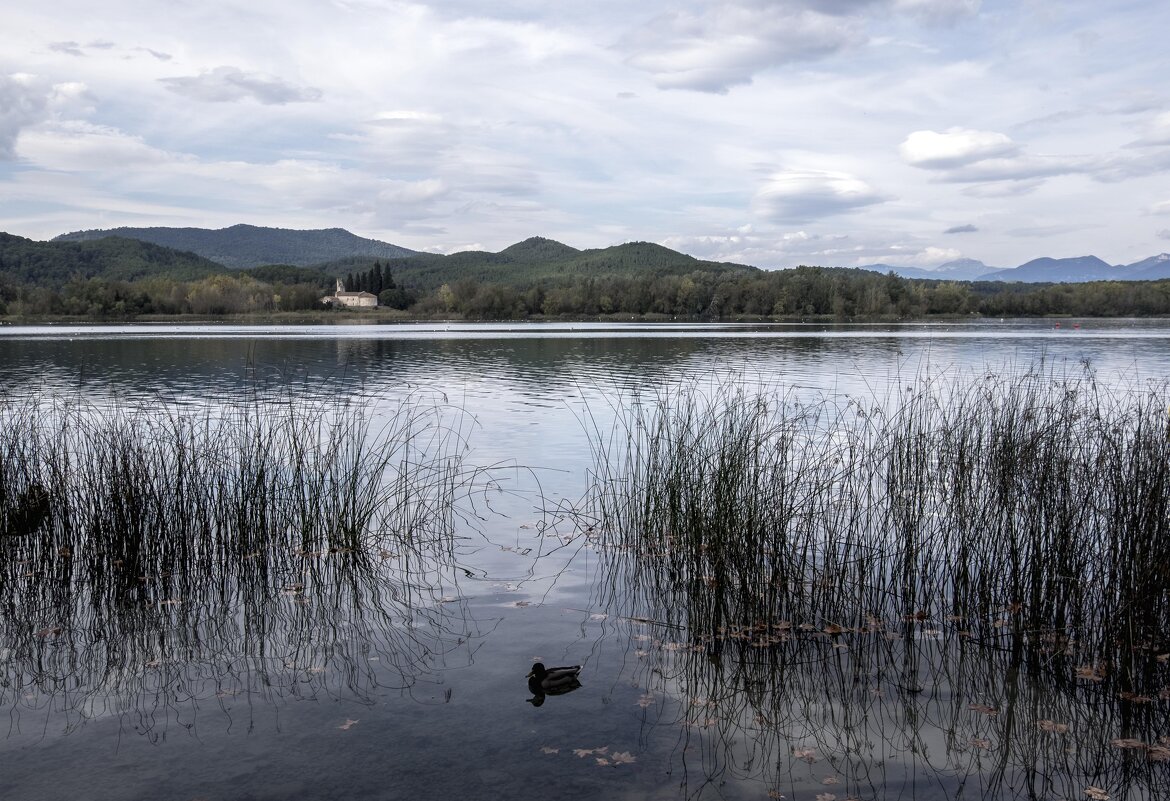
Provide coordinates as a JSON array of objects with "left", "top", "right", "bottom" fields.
[
  {"left": 589, "top": 613, "right": 608, "bottom": 621},
  {"left": 1110, "top": 738, "right": 1145, "bottom": 749},
  {"left": 970, "top": 738, "right": 992, "bottom": 749},
  {"left": 767, "top": 791, "right": 785, "bottom": 800},
  {"left": 1084, "top": 787, "right": 1109, "bottom": 800},
  {"left": 636, "top": 694, "right": 654, "bottom": 708},
  {"left": 573, "top": 746, "right": 608, "bottom": 758},
  {"left": 793, "top": 747, "right": 818, "bottom": 763},
  {"left": 816, "top": 794, "right": 837, "bottom": 801},
  {"left": 822, "top": 776, "right": 840, "bottom": 785},
  {"left": 595, "top": 758, "right": 610, "bottom": 766},
  {"left": 1075, "top": 664, "right": 1106, "bottom": 682},
  {"left": 512, "top": 601, "right": 530, "bottom": 607},
  {"left": 1147, "top": 745, "right": 1170, "bottom": 762},
  {"left": 338, "top": 719, "right": 359, "bottom": 730},
  {"left": 968, "top": 704, "right": 999, "bottom": 716},
  {"left": 540, "top": 746, "right": 558, "bottom": 754},
  {"left": 1038, "top": 719, "right": 1069, "bottom": 733},
  {"left": 611, "top": 751, "right": 636, "bottom": 765}
]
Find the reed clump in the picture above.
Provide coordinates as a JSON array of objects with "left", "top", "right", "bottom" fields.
[
  {"left": 585, "top": 366, "right": 1170, "bottom": 797},
  {"left": 585, "top": 367, "right": 1170, "bottom": 693},
  {"left": 0, "top": 390, "right": 476, "bottom": 731}
]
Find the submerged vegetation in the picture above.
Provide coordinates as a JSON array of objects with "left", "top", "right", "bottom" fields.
[{"left": 583, "top": 368, "right": 1170, "bottom": 797}]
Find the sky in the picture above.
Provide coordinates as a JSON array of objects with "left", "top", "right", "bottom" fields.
[{"left": 3, "top": 0, "right": 1169, "bottom": 270}]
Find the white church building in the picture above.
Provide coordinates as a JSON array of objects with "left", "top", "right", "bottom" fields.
[{"left": 322, "top": 279, "right": 378, "bottom": 308}]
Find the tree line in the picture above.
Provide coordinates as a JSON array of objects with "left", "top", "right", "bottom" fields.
[{"left": 4, "top": 263, "right": 1170, "bottom": 320}]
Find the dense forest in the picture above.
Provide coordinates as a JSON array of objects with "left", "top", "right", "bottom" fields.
[{"left": 4, "top": 230, "right": 1170, "bottom": 319}]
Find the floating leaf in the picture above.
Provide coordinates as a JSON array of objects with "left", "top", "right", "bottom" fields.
[
  {"left": 1148, "top": 745, "right": 1170, "bottom": 762},
  {"left": 793, "top": 747, "right": 818, "bottom": 763},
  {"left": 636, "top": 694, "right": 654, "bottom": 708},
  {"left": 1111, "top": 738, "right": 1145, "bottom": 750},
  {"left": 1075, "top": 664, "right": 1106, "bottom": 682},
  {"left": 1084, "top": 787, "right": 1109, "bottom": 800},
  {"left": 823, "top": 776, "right": 840, "bottom": 785},
  {"left": 970, "top": 738, "right": 992, "bottom": 749},
  {"left": 968, "top": 704, "right": 998, "bottom": 716},
  {"left": 816, "top": 794, "right": 837, "bottom": 801},
  {"left": 539, "top": 746, "right": 558, "bottom": 754},
  {"left": 338, "top": 719, "right": 359, "bottom": 730},
  {"left": 595, "top": 758, "right": 610, "bottom": 766},
  {"left": 611, "top": 751, "right": 636, "bottom": 765},
  {"left": 1038, "top": 719, "right": 1069, "bottom": 733}
]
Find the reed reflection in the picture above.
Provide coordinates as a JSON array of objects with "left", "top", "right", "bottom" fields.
[
  {"left": 584, "top": 366, "right": 1170, "bottom": 800},
  {"left": 0, "top": 389, "right": 480, "bottom": 739}
]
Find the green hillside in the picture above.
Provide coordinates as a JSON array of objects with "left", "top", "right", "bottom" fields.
[
  {"left": 324, "top": 237, "right": 757, "bottom": 292},
  {"left": 53, "top": 224, "right": 418, "bottom": 269},
  {"left": 0, "top": 232, "right": 229, "bottom": 285}
]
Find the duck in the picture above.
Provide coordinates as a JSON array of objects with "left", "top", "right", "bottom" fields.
[{"left": 526, "top": 662, "right": 582, "bottom": 694}]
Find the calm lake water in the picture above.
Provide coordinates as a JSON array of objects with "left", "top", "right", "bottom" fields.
[{"left": 2, "top": 319, "right": 1168, "bottom": 801}]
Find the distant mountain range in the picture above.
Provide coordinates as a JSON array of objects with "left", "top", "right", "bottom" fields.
[
  {"left": 14, "top": 224, "right": 1170, "bottom": 287},
  {"left": 858, "top": 254, "right": 1170, "bottom": 283},
  {"left": 53, "top": 224, "right": 418, "bottom": 269}
]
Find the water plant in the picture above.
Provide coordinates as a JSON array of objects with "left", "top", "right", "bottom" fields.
[
  {"left": 583, "top": 366, "right": 1170, "bottom": 798},
  {"left": 0, "top": 389, "right": 479, "bottom": 733}
]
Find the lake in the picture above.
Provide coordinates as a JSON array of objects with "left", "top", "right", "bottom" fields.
[{"left": 2, "top": 319, "right": 1168, "bottom": 801}]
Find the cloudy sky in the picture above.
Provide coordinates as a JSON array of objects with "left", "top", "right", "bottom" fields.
[{"left": 3, "top": 1, "right": 1169, "bottom": 269}]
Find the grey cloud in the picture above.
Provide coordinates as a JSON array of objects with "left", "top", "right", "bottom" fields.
[
  {"left": 87, "top": 40, "right": 117, "bottom": 50},
  {"left": 619, "top": 5, "right": 864, "bottom": 93},
  {"left": 944, "top": 223, "right": 977, "bottom": 234},
  {"left": 1007, "top": 223, "right": 1100, "bottom": 238},
  {"left": 0, "top": 74, "right": 49, "bottom": 160},
  {"left": 49, "top": 41, "right": 85, "bottom": 57},
  {"left": 160, "top": 66, "right": 322, "bottom": 105},
  {"left": 141, "top": 48, "right": 173, "bottom": 61},
  {"left": 1158, "top": 229, "right": 1170, "bottom": 240},
  {"left": 894, "top": 0, "right": 981, "bottom": 27}
]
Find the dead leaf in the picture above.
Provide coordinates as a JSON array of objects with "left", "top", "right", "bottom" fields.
[
  {"left": 595, "top": 758, "right": 610, "bottom": 766},
  {"left": 793, "top": 747, "right": 817, "bottom": 763},
  {"left": 968, "top": 704, "right": 998, "bottom": 716},
  {"left": 816, "top": 794, "right": 837, "bottom": 801},
  {"left": 1038, "top": 719, "right": 1069, "bottom": 733},
  {"left": 540, "top": 746, "right": 558, "bottom": 754},
  {"left": 611, "top": 751, "right": 636, "bottom": 765},
  {"left": 1084, "top": 787, "right": 1109, "bottom": 800},
  {"left": 338, "top": 719, "right": 359, "bottom": 730},
  {"left": 970, "top": 738, "right": 991, "bottom": 749}
]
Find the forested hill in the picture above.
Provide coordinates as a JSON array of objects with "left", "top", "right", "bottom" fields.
[
  {"left": 326, "top": 237, "right": 759, "bottom": 292},
  {"left": 0, "top": 232, "right": 230, "bottom": 284},
  {"left": 53, "top": 224, "right": 418, "bottom": 269}
]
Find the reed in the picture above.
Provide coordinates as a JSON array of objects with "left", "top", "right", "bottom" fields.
[
  {"left": 0, "top": 389, "right": 477, "bottom": 732},
  {"left": 583, "top": 366, "right": 1170, "bottom": 795}
]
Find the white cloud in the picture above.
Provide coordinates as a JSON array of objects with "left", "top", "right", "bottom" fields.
[
  {"left": 752, "top": 169, "right": 885, "bottom": 223},
  {"left": 0, "top": 73, "right": 50, "bottom": 160},
  {"left": 160, "top": 66, "right": 323, "bottom": 105},
  {"left": 900, "top": 128, "right": 1018, "bottom": 169}
]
